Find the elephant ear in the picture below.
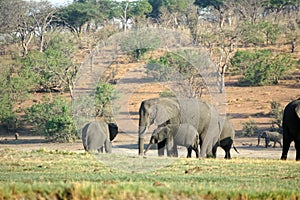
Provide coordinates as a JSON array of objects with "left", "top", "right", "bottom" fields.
[
  {"left": 153, "top": 99, "right": 180, "bottom": 125},
  {"left": 108, "top": 123, "right": 118, "bottom": 141},
  {"left": 295, "top": 104, "right": 300, "bottom": 119}
]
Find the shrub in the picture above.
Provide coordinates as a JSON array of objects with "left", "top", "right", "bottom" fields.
[
  {"left": 269, "top": 100, "right": 283, "bottom": 132},
  {"left": 241, "top": 120, "right": 259, "bottom": 137},
  {"left": 230, "top": 50, "right": 295, "bottom": 86},
  {"left": 94, "top": 81, "right": 119, "bottom": 121},
  {"left": 25, "top": 96, "right": 77, "bottom": 142}
]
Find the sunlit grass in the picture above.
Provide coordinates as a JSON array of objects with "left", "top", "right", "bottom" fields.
[{"left": 0, "top": 148, "right": 299, "bottom": 199}]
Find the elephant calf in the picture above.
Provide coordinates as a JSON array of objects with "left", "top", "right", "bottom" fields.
[
  {"left": 144, "top": 123, "right": 199, "bottom": 158},
  {"left": 82, "top": 121, "right": 118, "bottom": 153},
  {"left": 257, "top": 131, "right": 282, "bottom": 148},
  {"left": 212, "top": 119, "right": 238, "bottom": 159}
]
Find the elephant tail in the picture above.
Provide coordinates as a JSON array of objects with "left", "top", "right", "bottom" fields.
[{"left": 233, "top": 144, "right": 239, "bottom": 154}]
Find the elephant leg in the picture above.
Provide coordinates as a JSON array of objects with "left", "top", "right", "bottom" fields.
[
  {"left": 295, "top": 141, "right": 300, "bottom": 161},
  {"left": 265, "top": 138, "right": 269, "bottom": 148},
  {"left": 157, "top": 140, "right": 166, "bottom": 156},
  {"left": 273, "top": 141, "right": 276, "bottom": 148},
  {"left": 166, "top": 142, "right": 175, "bottom": 157},
  {"left": 212, "top": 144, "right": 218, "bottom": 158},
  {"left": 98, "top": 146, "right": 104, "bottom": 153},
  {"left": 173, "top": 144, "right": 178, "bottom": 157},
  {"left": 187, "top": 146, "right": 192, "bottom": 158},
  {"left": 104, "top": 140, "right": 112, "bottom": 153},
  {"left": 281, "top": 133, "right": 291, "bottom": 160}
]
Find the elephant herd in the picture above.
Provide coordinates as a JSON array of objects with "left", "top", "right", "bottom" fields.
[{"left": 82, "top": 97, "right": 300, "bottom": 161}]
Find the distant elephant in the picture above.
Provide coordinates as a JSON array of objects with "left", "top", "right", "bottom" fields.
[
  {"left": 281, "top": 98, "right": 300, "bottom": 160},
  {"left": 138, "top": 97, "right": 221, "bottom": 158},
  {"left": 82, "top": 121, "right": 118, "bottom": 153},
  {"left": 144, "top": 123, "right": 200, "bottom": 158},
  {"left": 257, "top": 131, "right": 282, "bottom": 148},
  {"left": 212, "top": 118, "right": 238, "bottom": 159}
]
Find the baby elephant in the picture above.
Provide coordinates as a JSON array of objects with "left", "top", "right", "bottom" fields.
[
  {"left": 144, "top": 124, "right": 199, "bottom": 158},
  {"left": 82, "top": 121, "right": 118, "bottom": 153},
  {"left": 212, "top": 118, "right": 238, "bottom": 159},
  {"left": 257, "top": 131, "right": 282, "bottom": 148}
]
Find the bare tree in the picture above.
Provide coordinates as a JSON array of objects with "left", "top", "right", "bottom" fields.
[{"left": 29, "top": 0, "right": 57, "bottom": 52}]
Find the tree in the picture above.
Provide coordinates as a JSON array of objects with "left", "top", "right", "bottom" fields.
[
  {"left": 0, "top": 0, "right": 35, "bottom": 56},
  {"left": 21, "top": 35, "right": 77, "bottom": 97},
  {"left": 230, "top": 50, "right": 296, "bottom": 86},
  {"left": 58, "top": 1, "right": 101, "bottom": 35}
]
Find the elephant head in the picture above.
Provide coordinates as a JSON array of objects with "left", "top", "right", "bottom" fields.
[
  {"left": 138, "top": 98, "right": 180, "bottom": 155},
  {"left": 144, "top": 126, "right": 170, "bottom": 155}
]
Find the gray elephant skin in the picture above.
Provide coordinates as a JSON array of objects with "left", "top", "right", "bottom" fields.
[
  {"left": 212, "top": 118, "right": 238, "bottom": 159},
  {"left": 144, "top": 124, "right": 200, "bottom": 158},
  {"left": 281, "top": 98, "right": 300, "bottom": 160},
  {"left": 257, "top": 131, "right": 282, "bottom": 148},
  {"left": 82, "top": 121, "right": 118, "bottom": 153},
  {"left": 138, "top": 97, "right": 220, "bottom": 157}
]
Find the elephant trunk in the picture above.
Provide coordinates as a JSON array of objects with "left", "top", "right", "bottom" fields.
[
  {"left": 138, "top": 137, "right": 144, "bottom": 155},
  {"left": 144, "top": 143, "right": 152, "bottom": 155},
  {"left": 138, "top": 125, "right": 147, "bottom": 155}
]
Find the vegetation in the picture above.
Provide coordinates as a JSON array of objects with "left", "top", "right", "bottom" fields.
[
  {"left": 241, "top": 120, "right": 259, "bottom": 137},
  {"left": 269, "top": 100, "right": 284, "bottom": 132},
  {"left": 230, "top": 50, "right": 296, "bottom": 86},
  {"left": 25, "top": 96, "right": 77, "bottom": 142},
  {"left": 94, "top": 81, "right": 119, "bottom": 122},
  {"left": 0, "top": 149, "right": 299, "bottom": 199}
]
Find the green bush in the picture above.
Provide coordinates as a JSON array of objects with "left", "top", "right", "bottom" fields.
[
  {"left": 25, "top": 96, "right": 77, "bottom": 142},
  {"left": 241, "top": 120, "right": 259, "bottom": 137},
  {"left": 230, "top": 50, "right": 295, "bottom": 86},
  {"left": 269, "top": 100, "right": 283, "bottom": 132},
  {"left": 94, "top": 81, "right": 118, "bottom": 121}
]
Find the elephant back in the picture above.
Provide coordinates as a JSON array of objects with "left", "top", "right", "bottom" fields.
[
  {"left": 82, "top": 121, "right": 109, "bottom": 151},
  {"left": 283, "top": 99, "right": 300, "bottom": 132}
]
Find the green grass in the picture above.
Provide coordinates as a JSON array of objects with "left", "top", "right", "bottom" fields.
[{"left": 0, "top": 148, "right": 299, "bottom": 200}]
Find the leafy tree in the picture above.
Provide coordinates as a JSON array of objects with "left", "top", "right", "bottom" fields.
[
  {"left": 231, "top": 50, "right": 296, "bottom": 86},
  {"left": 25, "top": 96, "right": 77, "bottom": 142},
  {"left": 58, "top": 1, "right": 102, "bottom": 35},
  {"left": 21, "top": 35, "right": 77, "bottom": 96},
  {"left": 0, "top": 55, "right": 37, "bottom": 129}
]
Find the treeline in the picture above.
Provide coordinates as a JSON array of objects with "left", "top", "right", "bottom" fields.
[{"left": 0, "top": 0, "right": 299, "bottom": 141}]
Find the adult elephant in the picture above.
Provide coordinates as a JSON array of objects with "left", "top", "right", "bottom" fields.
[
  {"left": 82, "top": 121, "right": 118, "bottom": 153},
  {"left": 281, "top": 98, "right": 300, "bottom": 161},
  {"left": 138, "top": 97, "right": 221, "bottom": 158}
]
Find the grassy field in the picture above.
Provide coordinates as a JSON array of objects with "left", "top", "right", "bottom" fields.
[{"left": 0, "top": 148, "right": 299, "bottom": 200}]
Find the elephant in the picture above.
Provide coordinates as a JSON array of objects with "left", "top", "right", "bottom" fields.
[
  {"left": 144, "top": 123, "right": 200, "bottom": 158},
  {"left": 212, "top": 118, "right": 239, "bottom": 159},
  {"left": 82, "top": 121, "right": 118, "bottom": 153},
  {"left": 257, "top": 131, "right": 282, "bottom": 148},
  {"left": 281, "top": 98, "right": 300, "bottom": 160},
  {"left": 138, "top": 97, "right": 221, "bottom": 158}
]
